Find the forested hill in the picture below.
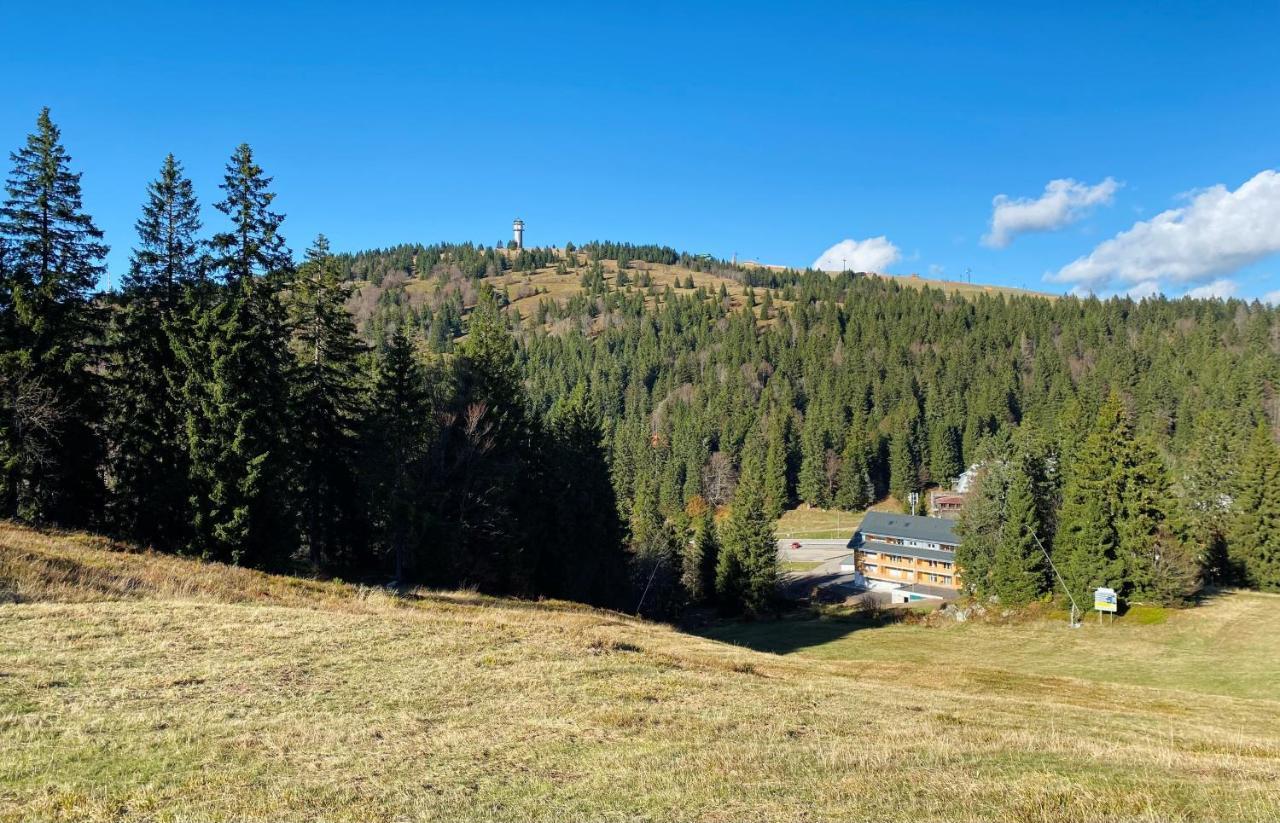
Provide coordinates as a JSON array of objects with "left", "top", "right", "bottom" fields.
[
  {"left": 339, "top": 236, "right": 1280, "bottom": 609},
  {"left": 4, "top": 109, "right": 1279, "bottom": 621}
]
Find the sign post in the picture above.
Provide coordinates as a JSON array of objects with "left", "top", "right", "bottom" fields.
[{"left": 1093, "top": 586, "right": 1118, "bottom": 624}]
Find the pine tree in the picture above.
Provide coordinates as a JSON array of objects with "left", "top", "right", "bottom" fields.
[
  {"left": 104, "top": 154, "right": 205, "bottom": 547},
  {"left": 1117, "top": 435, "right": 1186, "bottom": 602},
  {"left": 762, "top": 412, "right": 789, "bottom": 519},
  {"left": 684, "top": 504, "right": 719, "bottom": 604},
  {"left": 717, "top": 438, "right": 777, "bottom": 616},
  {"left": 1055, "top": 393, "right": 1127, "bottom": 607},
  {"left": 209, "top": 144, "right": 290, "bottom": 286},
  {"left": 797, "top": 409, "right": 828, "bottom": 506},
  {"left": 889, "top": 428, "right": 918, "bottom": 508},
  {"left": 0, "top": 107, "right": 107, "bottom": 522},
  {"left": 1230, "top": 425, "right": 1280, "bottom": 591},
  {"left": 177, "top": 147, "right": 294, "bottom": 566},
  {"left": 287, "top": 235, "right": 368, "bottom": 569},
  {"left": 990, "top": 465, "right": 1047, "bottom": 604},
  {"left": 365, "top": 330, "right": 433, "bottom": 583},
  {"left": 954, "top": 435, "right": 1015, "bottom": 598},
  {"left": 834, "top": 412, "right": 874, "bottom": 511},
  {"left": 177, "top": 276, "right": 295, "bottom": 566}
]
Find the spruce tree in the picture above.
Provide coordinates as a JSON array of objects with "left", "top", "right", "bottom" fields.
[
  {"left": 1054, "top": 393, "right": 1127, "bottom": 607},
  {"left": 834, "top": 412, "right": 874, "bottom": 511},
  {"left": 104, "top": 154, "right": 205, "bottom": 548},
  {"left": 717, "top": 438, "right": 778, "bottom": 616},
  {"left": 178, "top": 146, "right": 294, "bottom": 566},
  {"left": 177, "top": 276, "right": 294, "bottom": 566},
  {"left": 209, "top": 144, "right": 290, "bottom": 285},
  {"left": 1230, "top": 425, "right": 1280, "bottom": 591},
  {"left": 0, "top": 107, "right": 107, "bottom": 522},
  {"left": 366, "top": 330, "right": 433, "bottom": 583},
  {"left": 990, "top": 465, "right": 1047, "bottom": 604},
  {"left": 287, "top": 235, "right": 368, "bottom": 568},
  {"left": 762, "top": 412, "right": 789, "bottom": 519}
]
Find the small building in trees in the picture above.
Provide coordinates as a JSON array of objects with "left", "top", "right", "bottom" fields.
[
  {"left": 840, "top": 511, "right": 961, "bottom": 593},
  {"left": 928, "top": 491, "right": 966, "bottom": 518}
]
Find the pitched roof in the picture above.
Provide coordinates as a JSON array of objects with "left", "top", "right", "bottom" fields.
[{"left": 857, "top": 511, "right": 959, "bottom": 546}]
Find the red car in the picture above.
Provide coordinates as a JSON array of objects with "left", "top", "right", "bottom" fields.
[{"left": 789, "top": 541, "right": 802, "bottom": 551}]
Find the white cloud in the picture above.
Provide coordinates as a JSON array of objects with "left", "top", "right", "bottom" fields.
[
  {"left": 1263, "top": 289, "right": 1280, "bottom": 305},
  {"left": 1125, "top": 281, "right": 1161, "bottom": 300},
  {"left": 984, "top": 177, "right": 1120, "bottom": 248},
  {"left": 1049, "top": 170, "right": 1280, "bottom": 292},
  {"left": 1184, "top": 279, "right": 1238, "bottom": 300},
  {"left": 812, "top": 236, "right": 901, "bottom": 272}
]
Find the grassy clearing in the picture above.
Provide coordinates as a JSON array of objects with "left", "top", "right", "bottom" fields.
[
  {"left": 779, "top": 560, "right": 822, "bottom": 572},
  {"left": 775, "top": 500, "right": 903, "bottom": 539},
  {"left": 3, "top": 522, "right": 1279, "bottom": 822}
]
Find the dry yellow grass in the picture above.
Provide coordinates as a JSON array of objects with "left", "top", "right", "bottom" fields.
[{"left": 3, "top": 521, "right": 1279, "bottom": 822}]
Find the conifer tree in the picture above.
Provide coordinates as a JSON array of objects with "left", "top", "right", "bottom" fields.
[
  {"left": 287, "top": 235, "right": 368, "bottom": 568},
  {"left": 1230, "top": 425, "right": 1280, "bottom": 591},
  {"left": 178, "top": 146, "right": 294, "bottom": 566},
  {"left": 889, "top": 428, "right": 918, "bottom": 508},
  {"left": 954, "top": 434, "right": 1015, "bottom": 598},
  {"left": 834, "top": 412, "right": 874, "bottom": 511},
  {"left": 1117, "top": 435, "right": 1187, "bottom": 602},
  {"left": 366, "top": 330, "right": 433, "bottom": 582},
  {"left": 1055, "top": 393, "right": 1127, "bottom": 606},
  {"left": 684, "top": 503, "right": 719, "bottom": 604},
  {"left": 717, "top": 437, "right": 777, "bottom": 615},
  {"left": 177, "top": 276, "right": 295, "bottom": 566},
  {"left": 762, "top": 412, "right": 789, "bottom": 519},
  {"left": 104, "top": 154, "right": 205, "bottom": 547},
  {"left": 209, "top": 144, "right": 289, "bottom": 285},
  {"left": 797, "top": 409, "right": 829, "bottom": 506},
  {"left": 0, "top": 108, "right": 107, "bottom": 522},
  {"left": 990, "top": 465, "right": 1046, "bottom": 604}
]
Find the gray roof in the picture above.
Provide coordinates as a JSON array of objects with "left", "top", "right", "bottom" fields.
[
  {"left": 856, "top": 511, "right": 959, "bottom": 546},
  {"left": 858, "top": 539, "right": 955, "bottom": 564}
]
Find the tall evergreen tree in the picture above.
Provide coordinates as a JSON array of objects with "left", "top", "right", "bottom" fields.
[
  {"left": 990, "top": 465, "right": 1047, "bottom": 604},
  {"left": 717, "top": 436, "right": 778, "bottom": 616},
  {"left": 1230, "top": 425, "right": 1280, "bottom": 591},
  {"left": 104, "top": 154, "right": 205, "bottom": 547},
  {"left": 834, "top": 411, "right": 874, "bottom": 511},
  {"left": 177, "top": 145, "right": 294, "bottom": 566},
  {"left": 177, "top": 276, "right": 295, "bottom": 566},
  {"left": 1054, "top": 393, "right": 1127, "bottom": 607},
  {"left": 0, "top": 108, "right": 106, "bottom": 523},
  {"left": 287, "top": 235, "right": 368, "bottom": 568},
  {"left": 365, "top": 330, "right": 433, "bottom": 582}
]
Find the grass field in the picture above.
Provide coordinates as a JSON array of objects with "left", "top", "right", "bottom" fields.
[
  {"left": 774, "top": 500, "right": 903, "bottom": 539},
  {"left": 3, "top": 522, "right": 1279, "bottom": 822}
]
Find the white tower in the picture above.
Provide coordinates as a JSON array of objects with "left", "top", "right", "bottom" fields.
[{"left": 512, "top": 218, "right": 524, "bottom": 250}]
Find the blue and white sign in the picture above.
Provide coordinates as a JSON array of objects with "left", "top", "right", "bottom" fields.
[{"left": 1093, "top": 586, "right": 1118, "bottom": 613}]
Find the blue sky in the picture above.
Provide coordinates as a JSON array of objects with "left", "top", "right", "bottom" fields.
[{"left": 4, "top": 1, "right": 1279, "bottom": 299}]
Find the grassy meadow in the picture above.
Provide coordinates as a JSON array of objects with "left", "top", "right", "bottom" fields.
[{"left": 3, "top": 521, "right": 1279, "bottom": 822}]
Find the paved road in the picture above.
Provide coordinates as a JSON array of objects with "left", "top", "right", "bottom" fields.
[{"left": 775, "top": 538, "right": 852, "bottom": 564}]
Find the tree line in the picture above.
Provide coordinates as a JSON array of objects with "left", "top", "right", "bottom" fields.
[{"left": 0, "top": 109, "right": 635, "bottom": 609}]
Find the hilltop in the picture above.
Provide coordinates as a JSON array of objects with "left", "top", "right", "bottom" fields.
[{"left": 3, "top": 522, "right": 1279, "bottom": 822}]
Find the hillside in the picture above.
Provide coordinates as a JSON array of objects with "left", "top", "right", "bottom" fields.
[
  {"left": 337, "top": 243, "right": 1055, "bottom": 343},
  {"left": 4, "top": 522, "right": 1280, "bottom": 822}
]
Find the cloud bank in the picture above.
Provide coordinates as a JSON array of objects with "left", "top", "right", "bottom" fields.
[
  {"left": 1049, "top": 169, "right": 1280, "bottom": 293},
  {"left": 984, "top": 177, "right": 1119, "bottom": 248},
  {"left": 812, "top": 236, "right": 901, "bottom": 272}
]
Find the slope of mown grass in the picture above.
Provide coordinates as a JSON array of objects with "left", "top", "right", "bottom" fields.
[{"left": 2, "top": 521, "right": 1279, "bottom": 822}]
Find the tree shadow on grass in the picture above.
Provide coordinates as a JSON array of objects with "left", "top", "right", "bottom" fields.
[{"left": 691, "top": 606, "right": 911, "bottom": 656}]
